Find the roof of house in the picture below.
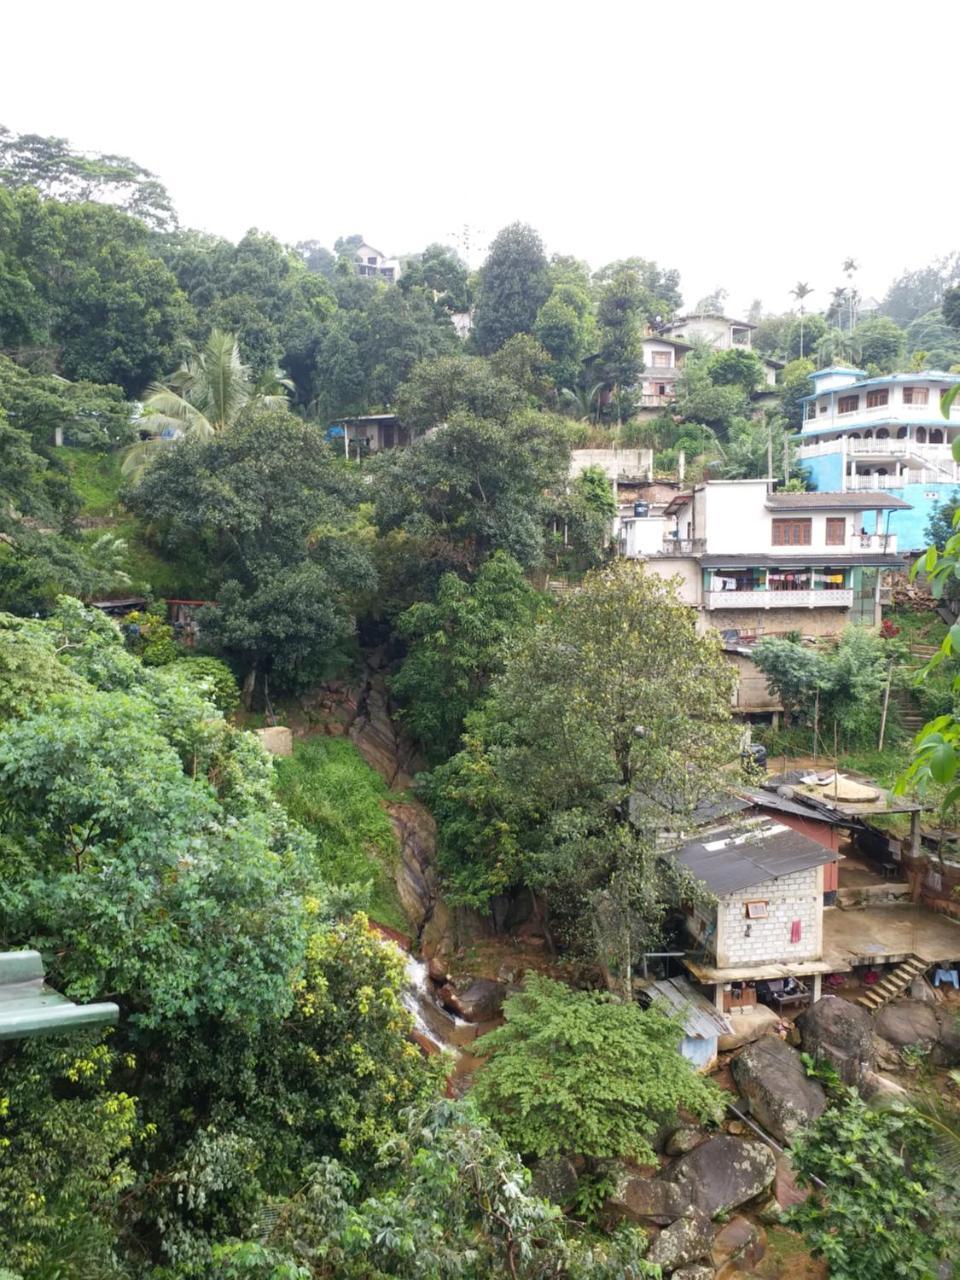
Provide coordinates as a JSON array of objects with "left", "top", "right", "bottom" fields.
[
  {"left": 645, "top": 976, "right": 732, "bottom": 1038},
  {"left": 670, "top": 819, "right": 836, "bottom": 896},
  {"left": 0, "top": 951, "right": 119, "bottom": 1041},
  {"left": 700, "top": 552, "right": 905, "bottom": 568},
  {"left": 643, "top": 335, "right": 694, "bottom": 352},
  {"left": 801, "top": 370, "right": 960, "bottom": 401},
  {"left": 765, "top": 491, "right": 911, "bottom": 510},
  {"left": 660, "top": 314, "right": 756, "bottom": 331}
]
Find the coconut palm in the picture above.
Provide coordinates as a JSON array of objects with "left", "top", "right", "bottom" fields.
[
  {"left": 790, "top": 282, "right": 813, "bottom": 357},
  {"left": 560, "top": 382, "right": 604, "bottom": 422},
  {"left": 122, "top": 330, "right": 291, "bottom": 476}
]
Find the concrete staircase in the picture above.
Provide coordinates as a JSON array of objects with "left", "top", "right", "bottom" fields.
[{"left": 857, "top": 954, "right": 928, "bottom": 1010}]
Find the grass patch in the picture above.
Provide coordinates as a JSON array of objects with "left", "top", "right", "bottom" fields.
[
  {"left": 62, "top": 447, "right": 125, "bottom": 517},
  {"left": 274, "top": 737, "right": 408, "bottom": 932}
]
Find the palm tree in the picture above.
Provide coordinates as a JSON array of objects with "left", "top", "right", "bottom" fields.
[
  {"left": 816, "top": 327, "right": 862, "bottom": 369},
  {"left": 560, "top": 382, "right": 604, "bottom": 423},
  {"left": 790, "top": 282, "right": 813, "bottom": 357},
  {"left": 122, "top": 330, "right": 291, "bottom": 476}
]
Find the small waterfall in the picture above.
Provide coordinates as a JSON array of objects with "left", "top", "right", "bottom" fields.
[{"left": 401, "top": 952, "right": 474, "bottom": 1053}]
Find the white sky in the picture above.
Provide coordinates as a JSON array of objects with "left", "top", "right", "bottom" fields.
[{"left": 5, "top": 0, "right": 960, "bottom": 317}]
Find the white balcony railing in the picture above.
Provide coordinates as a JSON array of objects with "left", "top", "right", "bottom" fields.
[
  {"left": 847, "top": 471, "right": 949, "bottom": 489},
  {"left": 661, "top": 538, "right": 706, "bottom": 555},
  {"left": 797, "top": 438, "right": 954, "bottom": 461},
  {"left": 705, "top": 589, "right": 855, "bottom": 610}
]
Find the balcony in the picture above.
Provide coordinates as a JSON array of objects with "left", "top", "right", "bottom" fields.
[
  {"left": 661, "top": 538, "right": 706, "bottom": 554},
  {"left": 848, "top": 471, "right": 948, "bottom": 490},
  {"left": 797, "top": 437, "right": 953, "bottom": 462},
  {"left": 705, "top": 589, "right": 854, "bottom": 610},
  {"left": 639, "top": 393, "right": 673, "bottom": 408}
]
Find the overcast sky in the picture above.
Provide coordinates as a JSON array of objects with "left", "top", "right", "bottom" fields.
[{"left": 5, "top": 0, "right": 959, "bottom": 317}]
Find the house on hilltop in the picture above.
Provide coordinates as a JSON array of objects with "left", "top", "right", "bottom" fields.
[
  {"left": 656, "top": 314, "right": 781, "bottom": 387},
  {"left": 352, "top": 242, "right": 401, "bottom": 283},
  {"left": 795, "top": 365, "right": 960, "bottom": 550}
]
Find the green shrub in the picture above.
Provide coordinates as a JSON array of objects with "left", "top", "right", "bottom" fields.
[
  {"left": 176, "top": 655, "right": 241, "bottom": 714},
  {"left": 120, "top": 608, "right": 177, "bottom": 666}
]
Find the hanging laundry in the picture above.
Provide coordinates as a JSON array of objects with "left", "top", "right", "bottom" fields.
[{"left": 790, "top": 919, "right": 802, "bottom": 944}]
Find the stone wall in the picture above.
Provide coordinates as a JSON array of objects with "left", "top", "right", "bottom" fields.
[
  {"left": 715, "top": 865, "right": 823, "bottom": 968},
  {"left": 707, "top": 606, "right": 849, "bottom": 638}
]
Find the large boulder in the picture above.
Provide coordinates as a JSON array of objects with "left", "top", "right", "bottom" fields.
[
  {"left": 875, "top": 999, "right": 939, "bottom": 1049},
  {"left": 718, "top": 1004, "right": 781, "bottom": 1052},
  {"left": 604, "top": 1165, "right": 695, "bottom": 1226},
  {"left": 665, "top": 1126, "right": 705, "bottom": 1156},
  {"left": 937, "top": 1012, "right": 960, "bottom": 1066},
  {"left": 529, "top": 1156, "right": 578, "bottom": 1206},
  {"left": 796, "top": 996, "right": 876, "bottom": 1086},
  {"left": 710, "top": 1216, "right": 766, "bottom": 1272},
  {"left": 646, "top": 1209, "right": 713, "bottom": 1271},
  {"left": 731, "top": 1036, "right": 827, "bottom": 1144},
  {"left": 455, "top": 978, "right": 508, "bottom": 1022},
  {"left": 663, "top": 1136, "right": 776, "bottom": 1218}
]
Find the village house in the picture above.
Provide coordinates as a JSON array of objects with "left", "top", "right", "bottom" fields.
[
  {"left": 794, "top": 365, "right": 960, "bottom": 550},
  {"left": 351, "top": 241, "right": 401, "bottom": 283},
  {"left": 326, "top": 413, "right": 410, "bottom": 457},
  {"left": 638, "top": 335, "right": 692, "bottom": 409},
  {"left": 618, "top": 478, "right": 909, "bottom": 718},
  {"left": 670, "top": 808, "right": 839, "bottom": 1015},
  {"left": 620, "top": 478, "right": 907, "bottom": 634},
  {"left": 655, "top": 313, "right": 781, "bottom": 387}
]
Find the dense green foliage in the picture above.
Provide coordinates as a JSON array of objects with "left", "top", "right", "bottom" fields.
[
  {"left": 787, "top": 1079, "right": 954, "bottom": 1280},
  {"left": 428, "top": 563, "right": 738, "bottom": 976},
  {"left": 752, "top": 627, "right": 893, "bottom": 746},
  {"left": 126, "top": 406, "right": 373, "bottom": 701},
  {"left": 390, "top": 552, "right": 542, "bottom": 762},
  {"left": 473, "top": 976, "right": 723, "bottom": 1162}
]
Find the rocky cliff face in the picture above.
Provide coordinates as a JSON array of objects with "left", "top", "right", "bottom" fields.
[{"left": 298, "top": 656, "right": 475, "bottom": 959}]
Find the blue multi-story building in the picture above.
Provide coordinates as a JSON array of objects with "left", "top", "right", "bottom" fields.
[{"left": 796, "top": 367, "right": 960, "bottom": 550}]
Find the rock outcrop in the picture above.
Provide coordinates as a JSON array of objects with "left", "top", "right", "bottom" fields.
[
  {"left": 664, "top": 1126, "right": 705, "bottom": 1156},
  {"left": 731, "top": 1036, "right": 827, "bottom": 1144},
  {"left": 529, "top": 1156, "right": 579, "bottom": 1205},
  {"left": 454, "top": 978, "right": 508, "bottom": 1022},
  {"left": 710, "top": 1216, "right": 766, "bottom": 1272},
  {"left": 875, "top": 998, "right": 940, "bottom": 1049},
  {"left": 646, "top": 1210, "right": 713, "bottom": 1272},
  {"left": 604, "top": 1166, "right": 695, "bottom": 1226},
  {"left": 796, "top": 996, "right": 876, "bottom": 1086},
  {"left": 663, "top": 1136, "right": 776, "bottom": 1218}
]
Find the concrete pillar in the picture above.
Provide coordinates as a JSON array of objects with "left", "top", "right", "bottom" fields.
[
  {"left": 713, "top": 983, "right": 725, "bottom": 1014},
  {"left": 812, "top": 973, "right": 822, "bottom": 1002}
]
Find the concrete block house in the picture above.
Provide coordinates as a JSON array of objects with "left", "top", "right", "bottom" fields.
[{"left": 670, "top": 810, "right": 839, "bottom": 1012}]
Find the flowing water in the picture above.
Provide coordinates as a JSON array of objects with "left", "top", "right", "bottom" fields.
[{"left": 401, "top": 952, "right": 478, "bottom": 1052}]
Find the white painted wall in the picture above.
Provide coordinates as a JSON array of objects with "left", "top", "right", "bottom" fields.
[
  {"left": 642, "top": 555, "right": 701, "bottom": 604},
  {"left": 699, "top": 481, "right": 886, "bottom": 555},
  {"left": 714, "top": 864, "right": 824, "bottom": 968}
]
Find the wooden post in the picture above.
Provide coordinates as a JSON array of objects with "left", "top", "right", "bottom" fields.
[
  {"left": 878, "top": 657, "right": 894, "bottom": 750},
  {"left": 813, "top": 688, "right": 819, "bottom": 763}
]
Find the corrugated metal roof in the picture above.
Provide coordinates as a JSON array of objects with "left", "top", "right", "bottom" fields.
[
  {"left": 700, "top": 553, "right": 905, "bottom": 567},
  {"left": 670, "top": 820, "right": 836, "bottom": 896},
  {"left": 765, "top": 492, "right": 911, "bottom": 510},
  {"left": 647, "top": 976, "right": 732, "bottom": 1038},
  {"left": 0, "top": 951, "right": 119, "bottom": 1041}
]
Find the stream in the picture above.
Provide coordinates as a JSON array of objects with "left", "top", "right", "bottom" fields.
[{"left": 401, "top": 951, "right": 478, "bottom": 1053}]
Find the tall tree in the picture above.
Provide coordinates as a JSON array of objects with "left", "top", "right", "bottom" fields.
[
  {"left": 428, "top": 563, "right": 738, "bottom": 977},
  {"left": 0, "top": 123, "right": 177, "bottom": 229},
  {"left": 790, "top": 281, "right": 813, "bottom": 357},
  {"left": 471, "top": 223, "right": 551, "bottom": 355}
]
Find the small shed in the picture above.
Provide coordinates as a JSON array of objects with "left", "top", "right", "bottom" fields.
[
  {"left": 645, "top": 975, "right": 732, "bottom": 1071},
  {"left": 0, "top": 951, "right": 119, "bottom": 1041}
]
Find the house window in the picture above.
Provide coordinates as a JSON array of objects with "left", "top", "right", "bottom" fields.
[
  {"left": 838, "top": 395, "right": 860, "bottom": 414},
  {"left": 658, "top": 384, "right": 667, "bottom": 395},
  {"left": 826, "top": 517, "right": 846, "bottom": 545},
  {"left": 745, "top": 901, "right": 768, "bottom": 919},
  {"left": 866, "top": 389, "right": 889, "bottom": 408},
  {"left": 818, "top": 400, "right": 828, "bottom": 414},
  {"left": 917, "top": 427, "right": 927, "bottom": 443},
  {"left": 897, "top": 426, "right": 908, "bottom": 438},
  {"left": 806, "top": 404, "right": 817, "bottom": 420},
  {"left": 903, "top": 387, "right": 929, "bottom": 406},
  {"left": 772, "top": 518, "right": 812, "bottom": 546},
  {"left": 876, "top": 427, "right": 889, "bottom": 438},
  {"left": 651, "top": 351, "right": 672, "bottom": 367},
  {"left": 930, "top": 428, "right": 944, "bottom": 444}
]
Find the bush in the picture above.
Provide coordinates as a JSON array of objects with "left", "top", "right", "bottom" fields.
[
  {"left": 472, "top": 975, "right": 723, "bottom": 1162},
  {"left": 176, "top": 655, "right": 241, "bottom": 713},
  {"left": 120, "top": 608, "right": 177, "bottom": 666}
]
